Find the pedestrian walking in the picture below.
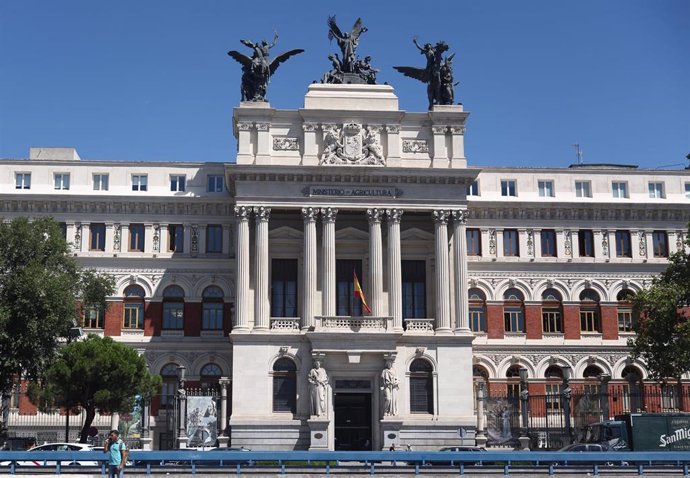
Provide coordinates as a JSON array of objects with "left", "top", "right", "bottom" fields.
[{"left": 104, "top": 429, "right": 128, "bottom": 478}]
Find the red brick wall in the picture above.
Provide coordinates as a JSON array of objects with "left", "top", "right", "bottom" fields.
[
  {"left": 185, "top": 303, "right": 202, "bottom": 336},
  {"left": 487, "top": 304, "right": 504, "bottom": 339},
  {"left": 563, "top": 304, "right": 580, "bottom": 340},
  {"left": 17, "top": 381, "right": 37, "bottom": 415},
  {"left": 525, "top": 304, "right": 542, "bottom": 339},
  {"left": 601, "top": 305, "right": 619, "bottom": 340},
  {"left": 104, "top": 302, "right": 123, "bottom": 336},
  {"left": 145, "top": 301, "right": 161, "bottom": 336}
]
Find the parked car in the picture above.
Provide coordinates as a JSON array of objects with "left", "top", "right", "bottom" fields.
[
  {"left": 556, "top": 442, "right": 627, "bottom": 466},
  {"left": 206, "top": 446, "right": 254, "bottom": 466},
  {"left": 0, "top": 442, "right": 98, "bottom": 467},
  {"left": 430, "top": 446, "right": 487, "bottom": 466}
]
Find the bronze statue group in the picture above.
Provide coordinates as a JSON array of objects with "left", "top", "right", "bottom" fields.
[{"left": 227, "top": 16, "right": 458, "bottom": 110}]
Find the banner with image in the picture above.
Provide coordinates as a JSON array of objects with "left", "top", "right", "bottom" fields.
[{"left": 186, "top": 396, "right": 218, "bottom": 447}]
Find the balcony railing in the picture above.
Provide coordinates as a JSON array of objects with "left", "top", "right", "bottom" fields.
[
  {"left": 403, "top": 318, "right": 435, "bottom": 332},
  {"left": 270, "top": 318, "right": 301, "bottom": 331},
  {"left": 315, "top": 316, "right": 392, "bottom": 332}
]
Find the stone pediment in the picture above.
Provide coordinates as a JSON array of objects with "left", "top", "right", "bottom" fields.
[
  {"left": 269, "top": 226, "right": 303, "bottom": 240},
  {"left": 400, "top": 227, "right": 434, "bottom": 242},
  {"left": 335, "top": 226, "right": 369, "bottom": 241}
]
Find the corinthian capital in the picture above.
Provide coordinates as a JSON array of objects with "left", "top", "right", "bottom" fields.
[
  {"left": 432, "top": 209, "right": 450, "bottom": 225},
  {"left": 386, "top": 209, "right": 404, "bottom": 224},
  {"left": 302, "top": 207, "right": 318, "bottom": 223},
  {"left": 234, "top": 206, "right": 251, "bottom": 221},
  {"left": 254, "top": 206, "right": 271, "bottom": 222},
  {"left": 366, "top": 208, "right": 382, "bottom": 224},
  {"left": 452, "top": 209, "right": 470, "bottom": 224},
  {"left": 320, "top": 207, "right": 338, "bottom": 223}
]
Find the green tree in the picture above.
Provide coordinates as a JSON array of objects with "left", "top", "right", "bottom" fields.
[
  {"left": 629, "top": 225, "right": 690, "bottom": 403},
  {"left": 0, "top": 217, "right": 115, "bottom": 396},
  {"left": 29, "top": 335, "right": 161, "bottom": 443}
]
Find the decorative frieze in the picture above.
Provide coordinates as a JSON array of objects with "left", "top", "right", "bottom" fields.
[
  {"left": 402, "top": 139, "right": 429, "bottom": 153},
  {"left": 488, "top": 229, "right": 496, "bottom": 256},
  {"left": 190, "top": 224, "right": 199, "bottom": 255},
  {"left": 638, "top": 231, "right": 647, "bottom": 258},
  {"left": 563, "top": 230, "right": 572, "bottom": 257},
  {"left": 526, "top": 230, "right": 534, "bottom": 257},
  {"left": 74, "top": 224, "right": 82, "bottom": 251},
  {"left": 272, "top": 137, "right": 299, "bottom": 151},
  {"left": 601, "top": 231, "right": 609, "bottom": 257},
  {"left": 113, "top": 224, "right": 121, "bottom": 252},
  {"left": 152, "top": 224, "right": 160, "bottom": 253}
]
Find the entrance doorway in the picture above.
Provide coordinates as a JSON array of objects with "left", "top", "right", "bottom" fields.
[{"left": 334, "top": 392, "right": 372, "bottom": 450}]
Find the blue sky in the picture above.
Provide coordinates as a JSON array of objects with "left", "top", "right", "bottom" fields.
[{"left": 1, "top": 1, "right": 688, "bottom": 168}]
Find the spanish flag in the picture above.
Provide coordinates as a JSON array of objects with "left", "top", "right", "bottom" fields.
[{"left": 353, "top": 271, "right": 372, "bottom": 314}]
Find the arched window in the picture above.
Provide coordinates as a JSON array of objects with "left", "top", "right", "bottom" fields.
[
  {"left": 272, "top": 358, "right": 296, "bottom": 413},
  {"left": 410, "top": 359, "right": 434, "bottom": 414},
  {"left": 506, "top": 365, "right": 523, "bottom": 400},
  {"left": 583, "top": 364, "right": 603, "bottom": 395},
  {"left": 541, "top": 289, "right": 563, "bottom": 333},
  {"left": 163, "top": 285, "right": 185, "bottom": 330},
  {"left": 622, "top": 365, "right": 643, "bottom": 413},
  {"left": 468, "top": 288, "right": 487, "bottom": 333},
  {"left": 503, "top": 288, "right": 525, "bottom": 333},
  {"left": 202, "top": 286, "right": 224, "bottom": 331},
  {"left": 544, "top": 365, "right": 563, "bottom": 411},
  {"left": 579, "top": 289, "right": 601, "bottom": 333},
  {"left": 160, "top": 363, "right": 179, "bottom": 407},
  {"left": 616, "top": 290, "right": 636, "bottom": 332},
  {"left": 123, "top": 284, "right": 145, "bottom": 329},
  {"left": 200, "top": 363, "right": 222, "bottom": 394}
]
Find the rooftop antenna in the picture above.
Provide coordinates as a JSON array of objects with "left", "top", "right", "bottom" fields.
[{"left": 572, "top": 144, "right": 583, "bottom": 165}]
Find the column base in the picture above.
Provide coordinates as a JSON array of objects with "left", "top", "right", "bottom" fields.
[
  {"left": 307, "top": 418, "right": 330, "bottom": 451},
  {"left": 217, "top": 435, "right": 230, "bottom": 447},
  {"left": 140, "top": 437, "right": 153, "bottom": 451},
  {"left": 435, "top": 327, "right": 453, "bottom": 335},
  {"left": 518, "top": 435, "right": 531, "bottom": 451},
  {"left": 475, "top": 432, "right": 487, "bottom": 448},
  {"left": 177, "top": 436, "right": 189, "bottom": 449},
  {"left": 380, "top": 418, "right": 404, "bottom": 451}
]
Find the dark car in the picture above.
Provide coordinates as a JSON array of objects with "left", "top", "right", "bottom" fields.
[
  {"left": 555, "top": 443, "right": 626, "bottom": 466},
  {"left": 205, "top": 447, "right": 253, "bottom": 466},
  {"left": 431, "top": 446, "right": 487, "bottom": 466}
]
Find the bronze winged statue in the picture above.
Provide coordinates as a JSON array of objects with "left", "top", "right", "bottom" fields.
[
  {"left": 227, "top": 33, "right": 304, "bottom": 102},
  {"left": 394, "top": 39, "right": 456, "bottom": 110},
  {"left": 322, "top": 16, "right": 376, "bottom": 84}
]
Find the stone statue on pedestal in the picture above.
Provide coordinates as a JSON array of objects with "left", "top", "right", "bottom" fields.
[
  {"left": 227, "top": 33, "right": 304, "bottom": 102},
  {"left": 394, "top": 39, "right": 458, "bottom": 109},
  {"left": 381, "top": 359, "right": 399, "bottom": 416},
  {"left": 308, "top": 360, "right": 329, "bottom": 417}
]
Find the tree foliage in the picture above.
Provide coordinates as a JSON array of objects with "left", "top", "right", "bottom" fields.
[
  {"left": 0, "top": 217, "right": 115, "bottom": 396},
  {"left": 630, "top": 225, "right": 690, "bottom": 384},
  {"left": 29, "top": 335, "right": 161, "bottom": 443}
]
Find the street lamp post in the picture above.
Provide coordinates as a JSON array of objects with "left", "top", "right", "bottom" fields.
[
  {"left": 518, "top": 368, "right": 530, "bottom": 450},
  {"left": 561, "top": 366, "right": 573, "bottom": 445},
  {"left": 176, "top": 365, "right": 188, "bottom": 449}
]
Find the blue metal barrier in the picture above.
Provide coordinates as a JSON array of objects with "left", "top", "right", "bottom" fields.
[{"left": 1, "top": 450, "right": 690, "bottom": 475}]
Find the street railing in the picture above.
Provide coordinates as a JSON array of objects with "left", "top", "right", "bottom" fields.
[{"left": 2, "top": 450, "right": 690, "bottom": 475}]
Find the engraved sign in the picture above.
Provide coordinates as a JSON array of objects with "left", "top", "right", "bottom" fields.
[{"left": 302, "top": 186, "right": 403, "bottom": 198}]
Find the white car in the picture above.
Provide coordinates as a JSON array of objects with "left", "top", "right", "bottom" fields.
[{"left": 0, "top": 442, "right": 98, "bottom": 467}]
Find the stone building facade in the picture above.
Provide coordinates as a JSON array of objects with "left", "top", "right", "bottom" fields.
[{"left": 1, "top": 83, "right": 689, "bottom": 450}]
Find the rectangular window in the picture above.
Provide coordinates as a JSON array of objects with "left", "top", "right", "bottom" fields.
[
  {"left": 123, "top": 303, "right": 143, "bottom": 329},
  {"left": 202, "top": 302, "right": 223, "bottom": 330},
  {"left": 685, "top": 183, "right": 690, "bottom": 199},
  {"left": 503, "top": 229, "right": 519, "bottom": 256},
  {"left": 466, "top": 228, "right": 482, "bottom": 256},
  {"left": 648, "top": 182, "right": 664, "bottom": 199},
  {"left": 501, "top": 179, "right": 517, "bottom": 197},
  {"left": 615, "top": 230, "right": 632, "bottom": 257},
  {"left": 578, "top": 229, "right": 595, "bottom": 257},
  {"left": 163, "top": 303, "right": 184, "bottom": 329},
  {"left": 541, "top": 229, "right": 557, "bottom": 257},
  {"left": 271, "top": 258, "right": 298, "bottom": 317},
  {"left": 542, "top": 309, "right": 562, "bottom": 333},
  {"left": 54, "top": 173, "right": 70, "bottom": 190},
  {"left": 83, "top": 306, "right": 104, "bottom": 329},
  {"left": 336, "top": 259, "right": 363, "bottom": 316},
  {"left": 546, "top": 383, "right": 562, "bottom": 411},
  {"left": 132, "top": 174, "right": 148, "bottom": 191},
  {"left": 467, "top": 180, "right": 479, "bottom": 196},
  {"left": 504, "top": 307, "right": 524, "bottom": 332},
  {"left": 469, "top": 307, "right": 486, "bottom": 332},
  {"left": 612, "top": 181, "right": 628, "bottom": 198},
  {"left": 538, "top": 180, "right": 554, "bottom": 197},
  {"left": 93, "top": 174, "right": 109, "bottom": 191},
  {"left": 170, "top": 175, "right": 186, "bottom": 192},
  {"left": 580, "top": 309, "right": 600, "bottom": 332},
  {"left": 168, "top": 224, "right": 184, "bottom": 252},
  {"left": 207, "top": 175, "right": 224, "bottom": 192},
  {"left": 410, "top": 373, "right": 433, "bottom": 414},
  {"left": 129, "top": 224, "right": 145, "bottom": 252},
  {"left": 58, "top": 222, "right": 67, "bottom": 240},
  {"left": 15, "top": 173, "right": 31, "bottom": 189},
  {"left": 618, "top": 309, "right": 634, "bottom": 332},
  {"left": 89, "top": 223, "right": 106, "bottom": 251},
  {"left": 652, "top": 230, "right": 668, "bottom": 258},
  {"left": 206, "top": 224, "right": 223, "bottom": 253},
  {"left": 575, "top": 181, "right": 591, "bottom": 198},
  {"left": 402, "top": 260, "right": 426, "bottom": 319}
]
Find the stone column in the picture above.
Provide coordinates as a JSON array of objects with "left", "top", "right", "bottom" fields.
[
  {"left": 321, "top": 208, "right": 338, "bottom": 316},
  {"left": 452, "top": 210, "right": 471, "bottom": 332},
  {"left": 234, "top": 206, "right": 251, "bottom": 331},
  {"left": 254, "top": 207, "right": 271, "bottom": 330},
  {"left": 433, "top": 210, "right": 451, "bottom": 333},
  {"left": 158, "top": 223, "right": 169, "bottom": 254},
  {"left": 78, "top": 222, "right": 88, "bottom": 252},
  {"left": 367, "top": 209, "right": 384, "bottom": 316},
  {"left": 386, "top": 209, "right": 403, "bottom": 331},
  {"left": 302, "top": 208, "right": 318, "bottom": 329},
  {"left": 105, "top": 223, "right": 115, "bottom": 253},
  {"left": 302, "top": 123, "right": 319, "bottom": 165},
  {"left": 255, "top": 122, "right": 271, "bottom": 164},
  {"left": 431, "top": 125, "right": 448, "bottom": 168},
  {"left": 140, "top": 399, "right": 152, "bottom": 450},
  {"left": 218, "top": 377, "right": 231, "bottom": 447},
  {"left": 385, "top": 125, "right": 401, "bottom": 167},
  {"left": 449, "top": 126, "right": 467, "bottom": 168},
  {"left": 236, "top": 122, "right": 253, "bottom": 163}
]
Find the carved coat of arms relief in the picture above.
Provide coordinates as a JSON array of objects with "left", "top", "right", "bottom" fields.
[{"left": 319, "top": 123, "right": 385, "bottom": 166}]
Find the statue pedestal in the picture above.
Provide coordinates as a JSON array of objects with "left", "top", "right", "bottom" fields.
[
  {"left": 307, "top": 417, "right": 330, "bottom": 451},
  {"left": 380, "top": 417, "right": 404, "bottom": 450},
  {"left": 341, "top": 73, "right": 367, "bottom": 85},
  {"left": 140, "top": 436, "right": 153, "bottom": 451},
  {"left": 217, "top": 435, "right": 229, "bottom": 448}
]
